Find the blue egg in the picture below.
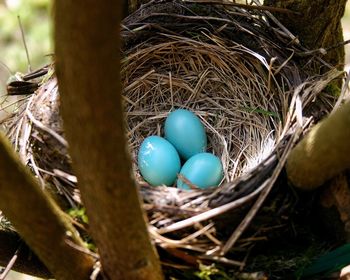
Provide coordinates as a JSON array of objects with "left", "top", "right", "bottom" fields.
[
  {"left": 164, "top": 109, "right": 207, "bottom": 160},
  {"left": 177, "top": 153, "right": 224, "bottom": 190},
  {"left": 138, "top": 136, "right": 181, "bottom": 186}
]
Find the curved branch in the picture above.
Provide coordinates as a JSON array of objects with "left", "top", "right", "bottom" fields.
[
  {"left": 0, "top": 134, "right": 95, "bottom": 279},
  {"left": 286, "top": 101, "right": 350, "bottom": 190},
  {"left": 54, "top": 1, "right": 163, "bottom": 280}
]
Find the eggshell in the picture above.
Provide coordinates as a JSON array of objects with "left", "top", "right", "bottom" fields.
[
  {"left": 138, "top": 136, "right": 181, "bottom": 186},
  {"left": 164, "top": 109, "right": 207, "bottom": 160},
  {"left": 177, "top": 153, "right": 223, "bottom": 190}
]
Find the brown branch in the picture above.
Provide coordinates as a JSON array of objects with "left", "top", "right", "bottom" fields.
[
  {"left": 325, "top": 39, "right": 350, "bottom": 52},
  {"left": 286, "top": 101, "right": 350, "bottom": 190},
  {"left": 54, "top": 1, "right": 163, "bottom": 280},
  {"left": 0, "top": 134, "right": 95, "bottom": 279},
  {"left": 295, "top": 39, "right": 350, "bottom": 57}
]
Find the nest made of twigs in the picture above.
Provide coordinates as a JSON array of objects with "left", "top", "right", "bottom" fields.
[{"left": 1, "top": 0, "right": 346, "bottom": 269}]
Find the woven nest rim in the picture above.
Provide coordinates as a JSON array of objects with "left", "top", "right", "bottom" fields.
[{"left": 0, "top": 0, "right": 346, "bottom": 268}]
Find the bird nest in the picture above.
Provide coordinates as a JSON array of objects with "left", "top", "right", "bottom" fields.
[{"left": 1, "top": 0, "right": 346, "bottom": 270}]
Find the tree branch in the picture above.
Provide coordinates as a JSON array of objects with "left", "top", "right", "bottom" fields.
[
  {"left": 54, "top": 1, "right": 163, "bottom": 280},
  {"left": 0, "top": 134, "right": 95, "bottom": 279},
  {"left": 286, "top": 101, "right": 350, "bottom": 190}
]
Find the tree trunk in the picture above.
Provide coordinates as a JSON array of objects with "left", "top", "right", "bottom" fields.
[
  {"left": 54, "top": 2, "right": 163, "bottom": 280},
  {"left": 286, "top": 101, "right": 350, "bottom": 190},
  {"left": 0, "top": 134, "right": 94, "bottom": 279},
  {"left": 265, "top": 0, "right": 346, "bottom": 69}
]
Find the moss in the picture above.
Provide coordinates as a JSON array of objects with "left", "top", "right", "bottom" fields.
[
  {"left": 324, "top": 83, "right": 341, "bottom": 97},
  {"left": 194, "top": 263, "right": 232, "bottom": 280},
  {"left": 164, "top": 264, "right": 236, "bottom": 280},
  {"left": 68, "top": 207, "right": 89, "bottom": 224}
]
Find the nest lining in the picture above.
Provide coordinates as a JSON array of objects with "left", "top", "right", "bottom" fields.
[
  {"left": 1, "top": 0, "right": 346, "bottom": 268},
  {"left": 123, "top": 36, "right": 284, "bottom": 184}
]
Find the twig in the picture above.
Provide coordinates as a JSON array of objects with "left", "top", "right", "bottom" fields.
[
  {"left": 90, "top": 261, "right": 101, "bottom": 280},
  {"left": 0, "top": 61, "right": 12, "bottom": 76},
  {"left": 251, "top": 0, "right": 300, "bottom": 45},
  {"left": 184, "top": 0, "right": 300, "bottom": 15},
  {"left": 0, "top": 244, "right": 21, "bottom": 280},
  {"left": 333, "top": 70, "right": 350, "bottom": 112},
  {"left": 26, "top": 110, "right": 68, "bottom": 147},
  {"left": 177, "top": 174, "right": 201, "bottom": 190},
  {"left": 165, "top": 247, "right": 200, "bottom": 266},
  {"left": 150, "top": 223, "right": 214, "bottom": 246},
  {"left": 53, "top": 169, "right": 78, "bottom": 183},
  {"left": 65, "top": 239, "right": 99, "bottom": 260},
  {"left": 195, "top": 223, "right": 221, "bottom": 246},
  {"left": 326, "top": 39, "right": 350, "bottom": 52},
  {"left": 219, "top": 124, "right": 302, "bottom": 255},
  {"left": 0, "top": 96, "right": 30, "bottom": 112},
  {"left": 157, "top": 180, "right": 268, "bottom": 234},
  {"left": 252, "top": 0, "right": 333, "bottom": 69},
  {"left": 296, "top": 40, "right": 350, "bottom": 57},
  {"left": 161, "top": 261, "right": 192, "bottom": 269},
  {"left": 22, "top": 66, "right": 49, "bottom": 81},
  {"left": 29, "top": 154, "right": 45, "bottom": 188},
  {"left": 17, "top": 16, "right": 32, "bottom": 72},
  {"left": 149, "top": 13, "right": 233, "bottom": 24},
  {"left": 198, "top": 255, "right": 244, "bottom": 267}
]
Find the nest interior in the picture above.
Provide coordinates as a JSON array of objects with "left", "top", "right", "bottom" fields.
[{"left": 1, "top": 0, "right": 345, "bottom": 273}]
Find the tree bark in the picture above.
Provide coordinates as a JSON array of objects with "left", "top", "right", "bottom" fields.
[
  {"left": 54, "top": 2, "right": 163, "bottom": 280},
  {"left": 264, "top": 0, "right": 347, "bottom": 69},
  {"left": 0, "top": 134, "right": 95, "bottom": 279},
  {"left": 286, "top": 101, "right": 350, "bottom": 190}
]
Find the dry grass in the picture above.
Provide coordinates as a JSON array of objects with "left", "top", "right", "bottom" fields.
[
  {"left": 122, "top": 36, "right": 284, "bottom": 183},
  {"left": 0, "top": 0, "right": 347, "bottom": 269}
]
